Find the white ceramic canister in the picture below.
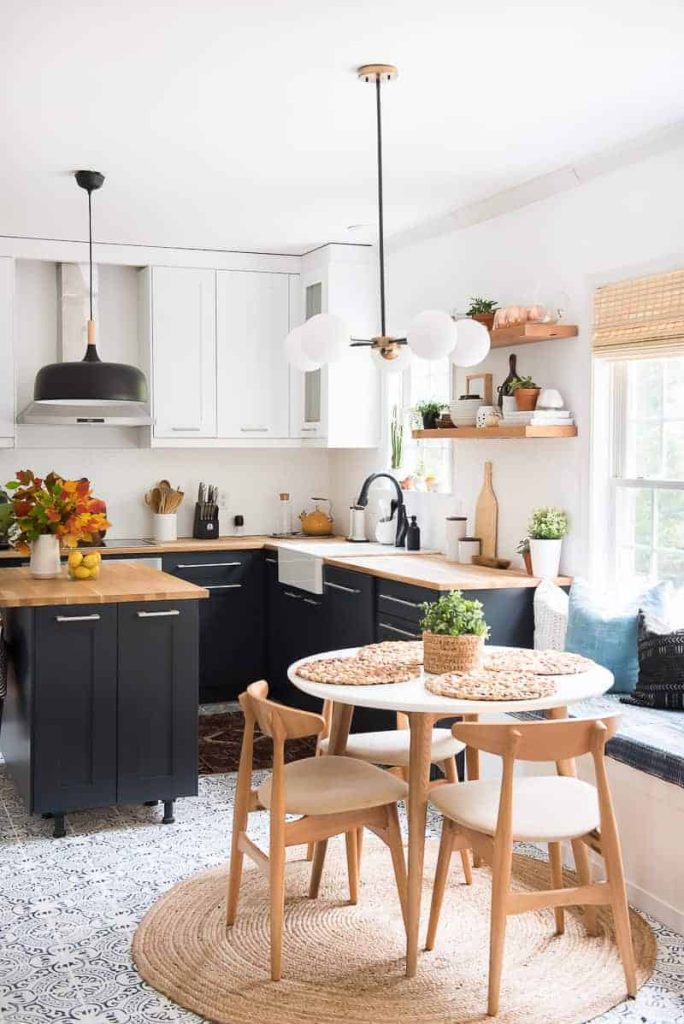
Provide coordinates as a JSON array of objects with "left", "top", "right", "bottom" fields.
[
  {"left": 476, "top": 405, "right": 502, "bottom": 429},
  {"left": 458, "top": 537, "right": 481, "bottom": 563},
  {"left": 445, "top": 517, "right": 468, "bottom": 561},
  {"left": 153, "top": 513, "right": 178, "bottom": 543},
  {"left": 30, "top": 534, "right": 61, "bottom": 579},
  {"left": 375, "top": 519, "right": 396, "bottom": 545}
]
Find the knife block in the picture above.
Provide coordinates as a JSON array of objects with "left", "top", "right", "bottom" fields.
[{"left": 192, "top": 503, "right": 219, "bottom": 539}]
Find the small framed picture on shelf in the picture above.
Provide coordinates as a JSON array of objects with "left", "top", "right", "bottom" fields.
[{"left": 465, "top": 372, "right": 493, "bottom": 405}]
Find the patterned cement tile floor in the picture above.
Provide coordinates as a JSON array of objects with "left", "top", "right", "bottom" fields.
[{"left": 1, "top": 766, "right": 683, "bottom": 1024}]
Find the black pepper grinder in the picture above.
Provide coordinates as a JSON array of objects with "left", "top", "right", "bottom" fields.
[{"left": 406, "top": 515, "right": 421, "bottom": 551}]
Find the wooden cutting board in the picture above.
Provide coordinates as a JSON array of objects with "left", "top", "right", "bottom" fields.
[{"left": 475, "top": 461, "right": 498, "bottom": 559}]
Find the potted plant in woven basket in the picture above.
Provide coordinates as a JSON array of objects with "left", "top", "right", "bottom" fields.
[{"left": 420, "top": 590, "right": 490, "bottom": 674}]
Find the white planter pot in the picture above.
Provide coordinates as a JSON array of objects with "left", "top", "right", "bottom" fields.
[
  {"left": 529, "top": 538, "right": 563, "bottom": 578},
  {"left": 30, "top": 534, "right": 61, "bottom": 579}
]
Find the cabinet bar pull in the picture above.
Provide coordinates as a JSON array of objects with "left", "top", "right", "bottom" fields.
[
  {"left": 301, "top": 427, "right": 317, "bottom": 432},
  {"left": 171, "top": 426, "right": 201, "bottom": 432},
  {"left": 379, "top": 593, "right": 421, "bottom": 609},
  {"left": 240, "top": 426, "right": 268, "bottom": 432},
  {"left": 55, "top": 614, "right": 101, "bottom": 623},
  {"left": 324, "top": 580, "right": 361, "bottom": 594},
  {"left": 284, "top": 590, "right": 302, "bottom": 600},
  {"left": 303, "top": 597, "right": 321, "bottom": 606},
  {"left": 175, "top": 561, "right": 242, "bottom": 569},
  {"left": 205, "top": 583, "right": 242, "bottom": 590},
  {"left": 264, "top": 557, "right": 277, "bottom": 564},
  {"left": 136, "top": 609, "right": 181, "bottom": 617},
  {"left": 378, "top": 621, "right": 420, "bottom": 639}
]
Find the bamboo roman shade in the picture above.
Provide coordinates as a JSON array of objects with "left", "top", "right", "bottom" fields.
[{"left": 593, "top": 268, "right": 684, "bottom": 359}]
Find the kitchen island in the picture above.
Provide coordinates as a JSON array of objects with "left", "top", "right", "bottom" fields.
[{"left": 0, "top": 562, "right": 208, "bottom": 837}]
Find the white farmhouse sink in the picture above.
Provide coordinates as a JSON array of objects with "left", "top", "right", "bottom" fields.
[{"left": 277, "top": 541, "right": 429, "bottom": 595}]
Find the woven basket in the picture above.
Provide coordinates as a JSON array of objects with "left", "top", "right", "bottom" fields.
[{"left": 423, "top": 631, "right": 484, "bottom": 674}]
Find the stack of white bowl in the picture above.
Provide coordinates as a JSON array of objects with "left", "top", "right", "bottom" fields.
[{"left": 449, "top": 395, "right": 482, "bottom": 427}]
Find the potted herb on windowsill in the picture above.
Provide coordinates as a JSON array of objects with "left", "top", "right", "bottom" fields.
[
  {"left": 416, "top": 400, "right": 446, "bottom": 431},
  {"left": 420, "top": 590, "right": 490, "bottom": 674},
  {"left": 465, "top": 296, "right": 499, "bottom": 332},
  {"left": 528, "top": 506, "right": 568, "bottom": 578},
  {"left": 390, "top": 404, "right": 404, "bottom": 473},
  {"left": 510, "top": 375, "right": 541, "bottom": 411}
]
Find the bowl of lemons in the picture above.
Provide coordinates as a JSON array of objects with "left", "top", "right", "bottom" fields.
[{"left": 67, "top": 549, "right": 102, "bottom": 580}]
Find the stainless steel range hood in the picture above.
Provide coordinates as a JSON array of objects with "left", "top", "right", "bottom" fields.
[{"left": 18, "top": 400, "right": 151, "bottom": 426}]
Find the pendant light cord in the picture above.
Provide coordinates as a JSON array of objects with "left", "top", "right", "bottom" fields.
[
  {"left": 88, "top": 188, "right": 93, "bottom": 322},
  {"left": 375, "top": 75, "right": 386, "bottom": 337}
]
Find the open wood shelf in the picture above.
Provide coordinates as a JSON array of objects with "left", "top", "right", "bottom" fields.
[
  {"left": 490, "top": 324, "right": 578, "bottom": 347},
  {"left": 412, "top": 425, "right": 578, "bottom": 439}
]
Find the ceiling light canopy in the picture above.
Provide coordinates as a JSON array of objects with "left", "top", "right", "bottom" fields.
[
  {"left": 32, "top": 170, "right": 149, "bottom": 406},
  {"left": 285, "top": 64, "right": 490, "bottom": 371}
]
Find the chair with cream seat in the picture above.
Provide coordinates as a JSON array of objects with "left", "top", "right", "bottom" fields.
[
  {"left": 226, "top": 681, "right": 409, "bottom": 981},
  {"left": 312, "top": 701, "right": 472, "bottom": 882},
  {"left": 425, "top": 715, "right": 636, "bottom": 1017}
]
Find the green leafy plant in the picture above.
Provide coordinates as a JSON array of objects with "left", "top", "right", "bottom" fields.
[
  {"left": 390, "top": 405, "right": 403, "bottom": 470},
  {"left": 420, "top": 590, "right": 490, "bottom": 638},
  {"left": 415, "top": 400, "right": 445, "bottom": 418},
  {"left": 528, "top": 506, "right": 568, "bottom": 540},
  {"left": 509, "top": 375, "right": 539, "bottom": 391},
  {"left": 466, "top": 296, "right": 499, "bottom": 316}
]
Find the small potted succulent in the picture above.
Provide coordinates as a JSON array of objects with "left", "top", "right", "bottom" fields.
[
  {"left": 420, "top": 589, "right": 490, "bottom": 674},
  {"left": 516, "top": 537, "right": 532, "bottom": 575},
  {"left": 465, "top": 296, "right": 499, "bottom": 331},
  {"left": 510, "top": 375, "right": 541, "bottom": 411},
  {"left": 416, "top": 399, "right": 445, "bottom": 431},
  {"left": 528, "top": 506, "right": 568, "bottom": 578}
]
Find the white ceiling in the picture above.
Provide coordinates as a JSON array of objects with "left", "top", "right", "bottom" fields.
[{"left": 2, "top": 0, "right": 683, "bottom": 255}]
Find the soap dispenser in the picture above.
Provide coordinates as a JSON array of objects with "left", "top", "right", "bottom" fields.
[{"left": 406, "top": 515, "right": 421, "bottom": 551}]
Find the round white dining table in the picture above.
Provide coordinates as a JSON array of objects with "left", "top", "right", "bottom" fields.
[{"left": 289, "top": 645, "right": 613, "bottom": 977}]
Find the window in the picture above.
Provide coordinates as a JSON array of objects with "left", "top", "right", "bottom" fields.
[
  {"left": 387, "top": 356, "right": 453, "bottom": 492},
  {"left": 608, "top": 357, "right": 684, "bottom": 584}
]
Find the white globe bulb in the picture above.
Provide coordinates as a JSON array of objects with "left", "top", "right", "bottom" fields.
[
  {"left": 285, "top": 324, "right": 321, "bottom": 372},
  {"left": 371, "top": 342, "right": 412, "bottom": 374},
  {"left": 407, "top": 309, "right": 457, "bottom": 360},
  {"left": 301, "top": 313, "right": 349, "bottom": 365},
  {"left": 451, "top": 317, "right": 491, "bottom": 367}
]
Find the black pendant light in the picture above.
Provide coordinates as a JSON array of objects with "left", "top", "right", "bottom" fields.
[{"left": 33, "top": 170, "right": 148, "bottom": 405}]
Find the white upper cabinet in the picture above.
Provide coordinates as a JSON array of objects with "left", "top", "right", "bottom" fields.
[
  {"left": 289, "top": 279, "right": 326, "bottom": 439},
  {"left": 216, "top": 270, "right": 290, "bottom": 439},
  {"left": 0, "top": 258, "right": 15, "bottom": 445},
  {"left": 148, "top": 267, "right": 216, "bottom": 438}
]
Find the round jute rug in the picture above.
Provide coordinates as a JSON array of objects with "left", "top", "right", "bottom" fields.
[{"left": 133, "top": 840, "right": 655, "bottom": 1024}]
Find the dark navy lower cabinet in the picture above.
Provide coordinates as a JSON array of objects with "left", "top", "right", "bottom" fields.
[{"left": 0, "top": 598, "right": 202, "bottom": 837}]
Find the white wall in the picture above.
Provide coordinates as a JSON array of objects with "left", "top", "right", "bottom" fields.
[{"left": 332, "top": 144, "right": 684, "bottom": 574}]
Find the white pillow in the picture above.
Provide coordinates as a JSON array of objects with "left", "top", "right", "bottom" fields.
[{"left": 533, "top": 579, "right": 569, "bottom": 651}]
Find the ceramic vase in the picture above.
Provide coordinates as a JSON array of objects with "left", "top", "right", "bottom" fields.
[
  {"left": 30, "top": 534, "right": 61, "bottom": 579},
  {"left": 152, "top": 513, "right": 178, "bottom": 543},
  {"left": 529, "top": 538, "right": 562, "bottom": 578}
]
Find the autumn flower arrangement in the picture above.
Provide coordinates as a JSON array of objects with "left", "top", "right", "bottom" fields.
[{"left": 5, "top": 470, "right": 110, "bottom": 552}]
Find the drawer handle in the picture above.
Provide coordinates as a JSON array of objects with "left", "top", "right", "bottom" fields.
[
  {"left": 137, "top": 609, "right": 181, "bottom": 617},
  {"left": 301, "top": 427, "right": 317, "bottom": 432},
  {"left": 240, "top": 427, "right": 268, "bottom": 433},
  {"left": 171, "top": 426, "right": 201, "bottom": 432},
  {"left": 303, "top": 597, "right": 321, "bottom": 606},
  {"left": 284, "top": 590, "right": 302, "bottom": 600},
  {"left": 55, "top": 614, "right": 101, "bottom": 623},
  {"left": 378, "top": 621, "right": 420, "bottom": 639},
  {"left": 380, "top": 593, "right": 421, "bottom": 609},
  {"left": 175, "top": 561, "right": 242, "bottom": 569},
  {"left": 205, "top": 583, "right": 242, "bottom": 590},
  {"left": 324, "top": 580, "right": 361, "bottom": 595},
  {"left": 264, "top": 557, "right": 277, "bottom": 564}
]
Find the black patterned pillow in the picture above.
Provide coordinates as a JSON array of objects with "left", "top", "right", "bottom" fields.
[{"left": 621, "top": 611, "right": 684, "bottom": 710}]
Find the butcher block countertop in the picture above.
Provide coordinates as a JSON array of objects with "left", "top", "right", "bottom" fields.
[
  {"left": 0, "top": 562, "right": 209, "bottom": 608},
  {"left": 326, "top": 552, "right": 570, "bottom": 591}
]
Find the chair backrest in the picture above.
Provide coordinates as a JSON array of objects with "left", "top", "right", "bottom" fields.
[
  {"left": 451, "top": 714, "right": 621, "bottom": 763},
  {"left": 242, "top": 681, "right": 326, "bottom": 742}
]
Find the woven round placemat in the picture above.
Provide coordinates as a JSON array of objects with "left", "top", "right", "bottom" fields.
[
  {"left": 133, "top": 840, "right": 655, "bottom": 1024},
  {"left": 426, "top": 668, "right": 557, "bottom": 701},
  {"left": 296, "top": 657, "right": 416, "bottom": 686},
  {"left": 357, "top": 640, "right": 424, "bottom": 668},
  {"left": 484, "top": 649, "right": 595, "bottom": 676}
]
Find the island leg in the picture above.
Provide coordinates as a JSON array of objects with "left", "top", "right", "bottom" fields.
[
  {"left": 162, "top": 800, "right": 175, "bottom": 824},
  {"left": 52, "top": 814, "right": 66, "bottom": 839}
]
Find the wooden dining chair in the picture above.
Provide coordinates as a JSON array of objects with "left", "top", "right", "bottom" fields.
[
  {"left": 425, "top": 715, "right": 636, "bottom": 1017},
  {"left": 226, "top": 681, "right": 409, "bottom": 981},
  {"left": 310, "top": 700, "right": 472, "bottom": 884}
]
